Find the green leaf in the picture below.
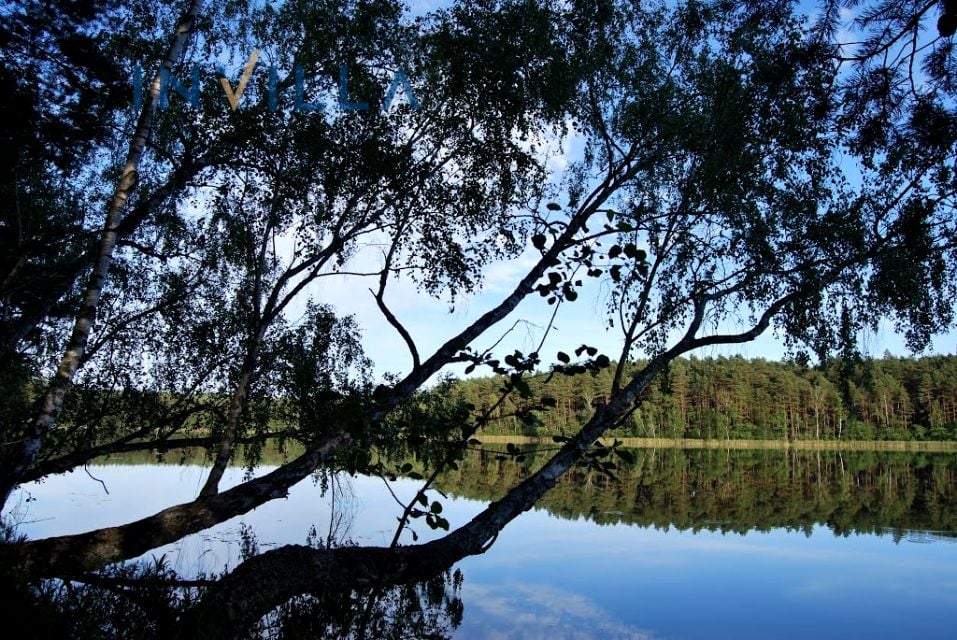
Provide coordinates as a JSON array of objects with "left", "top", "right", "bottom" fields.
[
  {"left": 614, "top": 449, "right": 636, "bottom": 464},
  {"left": 557, "top": 351, "right": 570, "bottom": 363},
  {"left": 514, "top": 377, "right": 532, "bottom": 397},
  {"left": 546, "top": 202, "right": 562, "bottom": 211},
  {"left": 531, "top": 234, "right": 547, "bottom": 249},
  {"left": 431, "top": 500, "right": 443, "bottom": 514}
]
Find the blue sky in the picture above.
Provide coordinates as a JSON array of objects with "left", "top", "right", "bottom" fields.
[{"left": 307, "top": 236, "right": 957, "bottom": 382}]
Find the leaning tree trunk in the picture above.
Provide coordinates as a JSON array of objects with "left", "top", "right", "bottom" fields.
[
  {"left": 178, "top": 291, "right": 810, "bottom": 637},
  {"left": 199, "top": 326, "right": 266, "bottom": 497},
  {"left": 177, "top": 356, "right": 674, "bottom": 638},
  {"left": 6, "top": 431, "right": 352, "bottom": 577},
  {"left": 0, "top": 0, "right": 205, "bottom": 508}
]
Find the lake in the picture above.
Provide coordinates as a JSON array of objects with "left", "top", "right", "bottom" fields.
[{"left": 6, "top": 445, "right": 957, "bottom": 639}]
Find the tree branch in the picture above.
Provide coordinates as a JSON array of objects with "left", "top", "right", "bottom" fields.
[{"left": 7, "top": 431, "right": 350, "bottom": 577}]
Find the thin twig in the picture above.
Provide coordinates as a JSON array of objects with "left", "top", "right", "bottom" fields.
[{"left": 84, "top": 464, "right": 109, "bottom": 495}]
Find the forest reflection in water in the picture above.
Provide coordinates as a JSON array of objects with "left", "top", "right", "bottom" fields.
[
  {"left": 9, "top": 444, "right": 957, "bottom": 638},
  {"left": 435, "top": 444, "right": 957, "bottom": 538}
]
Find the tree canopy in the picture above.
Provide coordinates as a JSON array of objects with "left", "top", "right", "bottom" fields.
[{"left": 1, "top": 0, "right": 956, "bottom": 636}]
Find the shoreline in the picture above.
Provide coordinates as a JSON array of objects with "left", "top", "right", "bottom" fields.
[{"left": 474, "top": 434, "right": 957, "bottom": 451}]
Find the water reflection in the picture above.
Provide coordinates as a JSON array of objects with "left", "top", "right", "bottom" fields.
[
  {"left": 458, "top": 582, "right": 655, "bottom": 640},
  {"left": 436, "top": 446, "right": 957, "bottom": 536},
  {"left": 257, "top": 569, "right": 464, "bottom": 639},
  {"left": 8, "top": 445, "right": 957, "bottom": 638}
]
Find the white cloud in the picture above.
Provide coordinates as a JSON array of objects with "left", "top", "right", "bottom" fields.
[{"left": 459, "top": 581, "right": 657, "bottom": 640}]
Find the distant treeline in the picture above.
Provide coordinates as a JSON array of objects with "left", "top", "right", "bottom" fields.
[{"left": 452, "top": 355, "right": 957, "bottom": 441}]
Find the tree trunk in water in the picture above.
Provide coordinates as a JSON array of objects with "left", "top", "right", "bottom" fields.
[
  {"left": 180, "top": 355, "right": 681, "bottom": 638},
  {"left": 6, "top": 432, "right": 351, "bottom": 577}
]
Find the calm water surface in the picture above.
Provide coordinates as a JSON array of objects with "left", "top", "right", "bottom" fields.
[{"left": 7, "top": 447, "right": 957, "bottom": 639}]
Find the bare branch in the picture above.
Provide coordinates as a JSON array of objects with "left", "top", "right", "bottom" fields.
[{"left": 371, "top": 227, "right": 420, "bottom": 369}]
